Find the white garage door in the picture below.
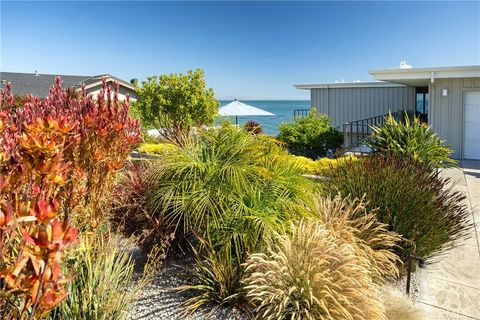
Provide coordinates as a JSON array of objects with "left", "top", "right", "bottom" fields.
[{"left": 464, "top": 91, "right": 480, "bottom": 160}]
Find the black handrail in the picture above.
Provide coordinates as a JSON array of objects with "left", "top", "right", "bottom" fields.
[
  {"left": 293, "top": 109, "right": 309, "bottom": 120},
  {"left": 343, "top": 111, "right": 401, "bottom": 151}
]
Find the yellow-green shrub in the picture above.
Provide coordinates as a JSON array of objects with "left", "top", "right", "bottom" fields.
[
  {"left": 138, "top": 143, "right": 177, "bottom": 156},
  {"left": 315, "top": 155, "right": 359, "bottom": 174},
  {"left": 284, "top": 155, "right": 360, "bottom": 175}
]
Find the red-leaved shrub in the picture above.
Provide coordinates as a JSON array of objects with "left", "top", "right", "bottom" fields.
[{"left": 0, "top": 77, "right": 140, "bottom": 318}]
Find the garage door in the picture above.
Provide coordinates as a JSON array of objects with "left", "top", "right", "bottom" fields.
[{"left": 464, "top": 91, "right": 480, "bottom": 160}]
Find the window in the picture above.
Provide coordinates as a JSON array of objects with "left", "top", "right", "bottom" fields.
[{"left": 415, "top": 87, "right": 429, "bottom": 124}]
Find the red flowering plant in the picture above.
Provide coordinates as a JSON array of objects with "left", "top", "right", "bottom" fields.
[{"left": 0, "top": 77, "right": 140, "bottom": 318}]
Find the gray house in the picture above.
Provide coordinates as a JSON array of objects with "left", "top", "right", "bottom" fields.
[
  {"left": 0, "top": 71, "right": 137, "bottom": 100},
  {"left": 294, "top": 65, "right": 480, "bottom": 160}
]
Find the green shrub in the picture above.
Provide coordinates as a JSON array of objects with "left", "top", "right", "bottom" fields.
[
  {"left": 322, "top": 155, "right": 471, "bottom": 263},
  {"left": 243, "top": 219, "right": 391, "bottom": 320},
  {"left": 138, "top": 142, "right": 178, "bottom": 156},
  {"left": 277, "top": 109, "right": 343, "bottom": 159},
  {"left": 148, "top": 123, "right": 315, "bottom": 309},
  {"left": 177, "top": 236, "right": 244, "bottom": 316},
  {"left": 367, "top": 113, "right": 455, "bottom": 168},
  {"left": 49, "top": 234, "right": 160, "bottom": 320}
]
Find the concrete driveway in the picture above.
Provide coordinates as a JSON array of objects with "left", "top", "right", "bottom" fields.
[{"left": 416, "top": 160, "right": 480, "bottom": 319}]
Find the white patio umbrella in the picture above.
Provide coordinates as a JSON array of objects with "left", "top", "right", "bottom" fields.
[{"left": 218, "top": 99, "right": 275, "bottom": 125}]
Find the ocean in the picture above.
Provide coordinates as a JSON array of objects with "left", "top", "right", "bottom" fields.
[{"left": 218, "top": 100, "right": 310, "bottom": 136}]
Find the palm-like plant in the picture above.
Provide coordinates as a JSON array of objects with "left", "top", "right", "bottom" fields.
[
  {"left": 149, "top": 123, "right": 314, "bottom": 252},
  {"left": 148, "top": 124, "right": 315, "bottom": 310},
  {"left": 367, "top": 113, "right": 455, "bottom": 168}
]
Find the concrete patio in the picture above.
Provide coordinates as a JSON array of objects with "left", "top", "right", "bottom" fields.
[{"left": 416, "top": 160, "right": 480, "bottom": 319}]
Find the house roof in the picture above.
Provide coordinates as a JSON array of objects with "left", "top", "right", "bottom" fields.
[
  {"left": 0, "top": 72, "right": 135, "bottom": 97},
  {"left": 368, "top": 65, "right": 480, "bottom": 86},
  {"left": 293, "top": 81, "right": 406, "bottom": 90}
]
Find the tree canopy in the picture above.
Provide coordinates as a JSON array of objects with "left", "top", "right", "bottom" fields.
[{"left": 132, "top": 69, "right": 219, "bottom": 144}]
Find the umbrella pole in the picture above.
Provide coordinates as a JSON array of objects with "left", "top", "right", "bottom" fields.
[{"left": 236, "top": 115, "right": 238, "bottom": 125}]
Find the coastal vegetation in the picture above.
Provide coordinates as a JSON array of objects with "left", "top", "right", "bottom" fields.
[
  {"left": 367, "top": 113, "right": 456, "bottom": 168},
  {"left": 278, "top": 108, "right": 344, "bottom": 159},
  {"left": 132, "top": 69, "right": 219, "bottom": 145},
  {"left": 1, "top": 74, "right": 470, "bottom": 320},
  {"left": 322, "top": 155, "right": 471, "bottom": 263},
  {"left": 0, "top": 77, "right": 141, "bottom": 318}
]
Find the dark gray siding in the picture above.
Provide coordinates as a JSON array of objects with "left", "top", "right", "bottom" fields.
[{"left": 310, "top": 86, "right": 415, "bottom": 129}]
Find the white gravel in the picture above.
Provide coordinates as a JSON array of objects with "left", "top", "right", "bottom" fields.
[{"left": 128, "top": 251, "right": 249, "bottom": 320}]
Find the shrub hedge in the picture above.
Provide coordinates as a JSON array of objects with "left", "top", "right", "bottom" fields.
[{"left": 277, "top": 109, "right": 343, "bottom": 159}]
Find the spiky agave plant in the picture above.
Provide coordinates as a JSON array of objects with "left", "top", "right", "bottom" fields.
[{"left": 243, "top": 220, "right": 388, "bottom": 320}]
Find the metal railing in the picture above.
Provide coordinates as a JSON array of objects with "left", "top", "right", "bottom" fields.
[
  {"left": 293, "top": 109, "right": 309, "bottom": 120},
  {"left": 343, "top": 111, "right": 401, "bottom": 151}
]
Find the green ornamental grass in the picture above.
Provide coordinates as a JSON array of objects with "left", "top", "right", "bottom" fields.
[{"left": 322, "top": 155, "right": 471, "bottom": 263}]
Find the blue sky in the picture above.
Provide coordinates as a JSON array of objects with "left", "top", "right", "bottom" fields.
[{"left": 1, "top": 1, "right": 479, "bottom": 100}]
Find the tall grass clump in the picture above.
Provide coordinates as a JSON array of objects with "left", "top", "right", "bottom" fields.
[
  {"left": 243, "top": 219, "right": 390, "bottom": 320},
  {"left": 322, "top": 155, "right": 471, "bottom": 263},
  {"left": 148, "top": 123, "right": 315, "bottom": 310},
  {"left": 176, "top": 237, "right": 245, "bottom": 316},
  {"left": 49, "top": 234, "right": 160, "bottom": 320},
  {"left": 367, "top": 113, "right": 455, "bottom": 168},
  {"left": 314, "top": 196, "right": 401, "bottom": 282}
]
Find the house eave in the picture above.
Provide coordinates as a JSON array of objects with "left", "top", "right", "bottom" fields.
[
  {"left": 293, "top": 81, "right": 405, "bottom": 90},
  {"left": 369, "top": 65, "right": 480, "bottom": 85}
]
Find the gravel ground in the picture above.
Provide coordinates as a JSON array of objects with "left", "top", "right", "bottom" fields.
[
  {"left": 127, "top": 249, "right": 249, "bottom": 320},
  {"left": 127, "top": 245, "right": 419, "bottom": 319}
]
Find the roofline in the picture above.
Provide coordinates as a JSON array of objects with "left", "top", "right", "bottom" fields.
[
  {"left": 78, "top": 74, "right": 135, "bottom": 91},
  {"left": 293, "top": 81, "right": 405, "bottom": 90},
  {"left": 368, "top": 65, "right": 480, "bottom": 74},
  {"left": 369, "top": 65, "right": 480, "bottom": 82},
  {"left": 0, "top": 71, "right": 90, "bottom": 78}
]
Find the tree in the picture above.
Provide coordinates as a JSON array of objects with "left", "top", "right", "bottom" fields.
[{"left": 132, "top": 69, "right": 219, "bottom": 145}]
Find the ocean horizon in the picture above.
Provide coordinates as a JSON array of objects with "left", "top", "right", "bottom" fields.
[{"left": 218, "top": 100, "right": 311, "bottom": 136}]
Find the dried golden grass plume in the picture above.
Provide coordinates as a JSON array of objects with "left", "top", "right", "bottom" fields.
[
  {"left": 243, "top": 219, "right": 387, "bottom": 320},
  {"left": 315, "top": 195, "right": 402, "bottom": 282}
]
